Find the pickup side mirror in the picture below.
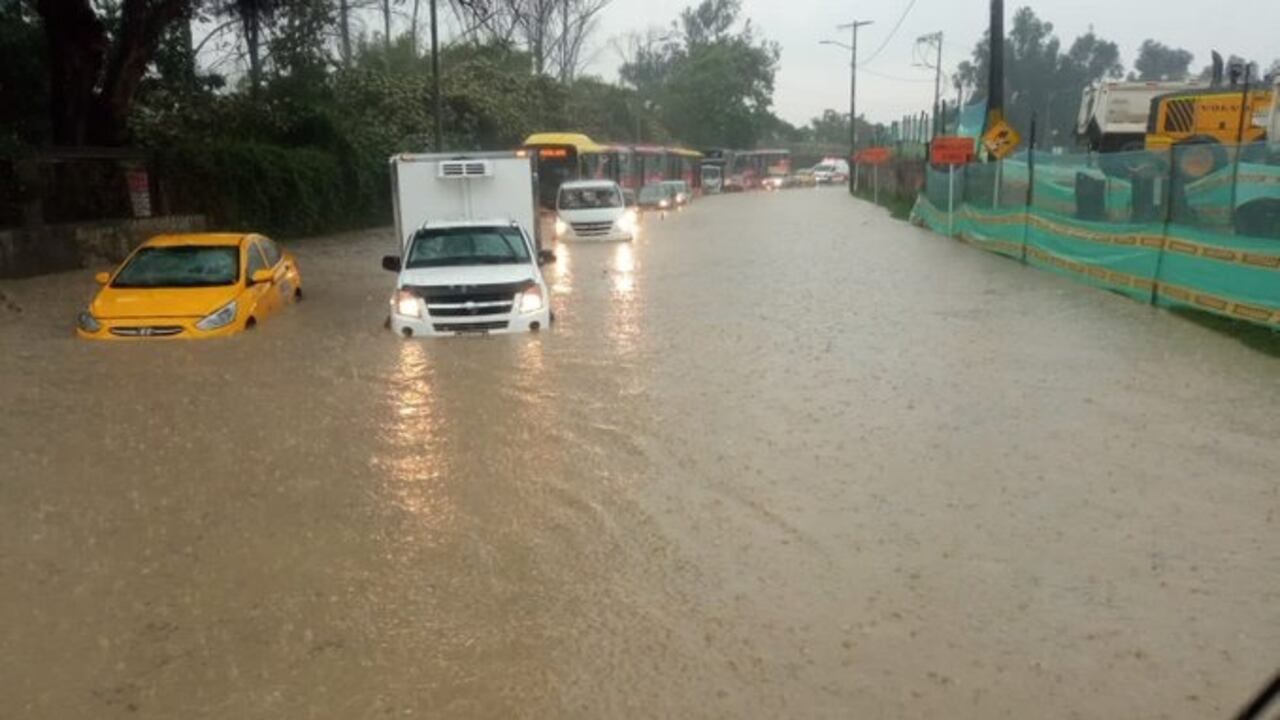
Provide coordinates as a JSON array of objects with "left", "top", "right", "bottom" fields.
[
  {"left": 250, "top": 269, "right": 275, "bottom": 285},
  {"left": 382, "top": 255, "right": 402, "bottom": 272},
  {"left": 94, "top": 271, "right": 110, "bottom": 285},
  {"left": 537, "top": 249, "right": 557, "bottom": 266}
]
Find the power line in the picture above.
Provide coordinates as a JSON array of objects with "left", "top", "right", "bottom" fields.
[
  {"left": 859, "top": 66, "right": 934, "bottom": 83},
  {"left": 860, "top": 0, "right": 919, "bottom": 66}
]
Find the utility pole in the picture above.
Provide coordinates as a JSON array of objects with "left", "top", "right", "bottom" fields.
[
  {"left": 916, "top": 33, "right": 944, "bottom": 137},
  {"left": 837, "top": 20, "right": 873, "bottom": 195},
  {"left": 430, "top": 0, "right": 442, "bottom": 150}
]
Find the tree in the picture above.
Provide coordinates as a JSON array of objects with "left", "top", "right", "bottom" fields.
[
  {"left": 618, "top": 0, "right": 779, "bottom": 148},
  {"left": 953, "top": 7, "right": 1124, "bottom": 146},
  {"left": 0, "top": 0, "right": 50, "bottom": 145},
  {"left": 35, "top": 0, "right": 195, "bottom": 146},
  {"left": 1131, "top": 40, "right": 1193, "bottom": 81},
  {"left": 223, "top": 0, "right": 278, "bottom": 93}
]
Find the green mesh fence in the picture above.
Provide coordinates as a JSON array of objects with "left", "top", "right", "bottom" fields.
[{"left": 912, "top": 142, "right": 1280, "bottom": 328}]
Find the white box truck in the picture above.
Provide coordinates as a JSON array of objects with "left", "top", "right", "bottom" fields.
[{"left": 381, "top": 152, "right": 555, "bottom": 337}]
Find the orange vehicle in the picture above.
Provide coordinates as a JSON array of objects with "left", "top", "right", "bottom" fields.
[
  {"left": 76, "top": 233, "right": 302, "bottom": 340},
  {"left": 1145, "top": 85, "right": 1275, "bottom": 178}
]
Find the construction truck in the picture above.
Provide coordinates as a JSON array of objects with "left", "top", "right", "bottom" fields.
[{"left": 1077, "top": 80, "right": 1204, "bottom": 153}]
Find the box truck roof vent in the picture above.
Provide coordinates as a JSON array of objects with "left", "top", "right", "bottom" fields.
[{"left": 439, "top": 161, "right": 492, "bottom": 179}]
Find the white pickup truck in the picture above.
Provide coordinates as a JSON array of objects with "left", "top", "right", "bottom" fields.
[{"left": 382, "top": 152, "right": 555, "bottom": 337}]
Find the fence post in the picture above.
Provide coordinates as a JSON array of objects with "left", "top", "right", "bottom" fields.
[
  {"left": 993, "top": 159, "right": 1002, "bottom": 208},
  {"left": 1022, "top": 113, "right": 1037, "bottom": 262},
  {"left": 1151, "top": 146, "right": 1177, "bottom": 306},
  {"left": 854, "top": 162, "right": 860, "bottom": 193},
  {"left": 947, "top": 163, "right": 955, "bottom": 237}
]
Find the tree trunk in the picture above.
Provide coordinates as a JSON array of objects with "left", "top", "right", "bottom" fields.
[
  {"left": 38, "top": 0, "right": 109, "bottom": 145},
  {"left": 37, "top": 0, "right": 188, "bottom": 147},
  {"left": 339, "top": 0, "right": 352, "bottom": 66},
  {"left": 410, "top": 0, "right": 420, "bottom": 56},
  {"left": 243, "top": 13, "right": 262, "bottom": 93},
  {"left": 383, "top": 0, "right": 392, "bottom": 50}
]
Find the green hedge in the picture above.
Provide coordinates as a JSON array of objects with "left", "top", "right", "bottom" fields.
[{"left": 156, "top": 140, "right": 388, "bottom": 238}]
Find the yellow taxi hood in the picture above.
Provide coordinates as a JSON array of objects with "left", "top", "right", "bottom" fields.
[{"left": 91, "top": 284, "right": 240, "bottom": 319}]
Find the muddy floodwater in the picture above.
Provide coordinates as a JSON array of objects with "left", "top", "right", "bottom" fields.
[{"left": 1, "top": 190, "right": 1277, "bottom": 719}]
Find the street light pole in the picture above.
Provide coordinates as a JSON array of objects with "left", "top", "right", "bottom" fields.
[
  {"left": 836, "top": 20, "right": 873, "bottom": 195},
  {"left": 430, "top": 0, "right": 442, "bottom": 151}
]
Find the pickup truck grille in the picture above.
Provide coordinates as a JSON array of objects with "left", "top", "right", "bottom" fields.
[
  {"left": 404, "top": 282, "right": 528, "bottom": 317},
  {"left": 571, "top": 221, "right": 615, "bottom": 237},
  {"left": 432, "top": 321, "right": 509, "bottom": 333}
]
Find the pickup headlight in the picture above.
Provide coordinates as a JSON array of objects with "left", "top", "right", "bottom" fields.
[
  {"left": 616, "top": 210, "right": 637, "bottom": 234},
  {"left": 195, "top": 300, "right": 238, "bottom": 331},
  {"left": 555, "top": 218, "right": 568, "bottom": 237},
  {"left": 393, "top": 289, "right": 422, "bottom": 318},
  {"left": 518, "top": 285, "right": 544, "bottom": 314},
  {"left": 77, "top": 311, "right": 101, "bottom": 333}
]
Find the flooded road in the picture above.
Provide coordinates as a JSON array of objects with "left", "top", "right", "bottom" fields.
[{"left": 2, "top": 189, "right": 1277, "bottom": 718}]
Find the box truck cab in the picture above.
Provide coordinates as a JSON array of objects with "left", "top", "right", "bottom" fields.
[{"left": 382, "top": 152, "right": 554, "bottom": 337}]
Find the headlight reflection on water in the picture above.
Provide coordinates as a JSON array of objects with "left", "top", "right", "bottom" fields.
[{"left": 375, "top": 341, "right": 455, "bottom": 538}]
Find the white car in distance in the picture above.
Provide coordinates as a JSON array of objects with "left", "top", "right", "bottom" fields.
[{"left": 555, "top": 180, "right": 638, "bottom": 242}]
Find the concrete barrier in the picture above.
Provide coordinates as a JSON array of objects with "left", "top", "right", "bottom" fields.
[{"left": 0, "top": 215, "right": 206, "bottom": 278}]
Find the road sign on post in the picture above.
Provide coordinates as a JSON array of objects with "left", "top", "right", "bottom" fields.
[
  {"left": 855, "top": 147, "right": 892, "bottom": 165},
  {"left": 931, "top": 136, "right": 976, "bottom": 166},
  {"left": 982, "top": 120, "right": 1021, "bottom": 159}
]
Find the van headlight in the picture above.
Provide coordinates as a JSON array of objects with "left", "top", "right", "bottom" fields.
[
  {"left": 393, "top": 289, "right": 421, "bottom": 318},
  {"left": 616, "top": 210, "right": 637, "bottom": 234},
  {"left": 555, "top": 218, "right": 568, "bottom": 237},
  {"left": 77, "top": 311, "right": 101, "bottom": 333},
  {"left": 519, "top": 285, "right": 544, "bottom": 314},
  {"left": 195, "top": 300, "right": 237, "bottom": 331}
]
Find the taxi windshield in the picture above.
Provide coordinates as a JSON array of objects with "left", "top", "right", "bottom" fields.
[
  {"left": 111, "top": 246, "right": 240, "bottom": 288},
  {"left": 406, "top": 227, "right": 530, "bottom": 268}
]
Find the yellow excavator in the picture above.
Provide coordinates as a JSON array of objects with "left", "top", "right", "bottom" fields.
[{"left": 1145, "top": 57, "right": 1276, "bottom": 179}]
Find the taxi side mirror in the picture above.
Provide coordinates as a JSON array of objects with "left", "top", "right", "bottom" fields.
[
  {"left": 94, "top": 272, "right": 110, "bottom": 285},
  {"left": 250, "top": 269, "right": 274, "bottom": 285},
  {"left": 537, "top": 249, "right": 557, "bottom": 266},
  {"left": 382, "top": 255, "right": 402, "bottom": 272}
]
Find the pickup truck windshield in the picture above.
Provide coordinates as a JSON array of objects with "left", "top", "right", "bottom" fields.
[
  {"left": 112, "top": 246, "right": 240, "bottom": 288},
  {"left": 406, "top": 227, "right": 531, "bottom": 268},
  {"left": 559, "top": 187, "right": 622, "bottom": 210}
]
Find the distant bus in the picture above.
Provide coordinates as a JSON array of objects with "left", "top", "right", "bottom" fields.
[
  {"left": 522, "top": 133, "right": 704, "bottom": 203},
  {"left": 522, "top": 133, "right": 604, "bottom": 209},
  {"left": 732, "top": 150, "right": 792, "bottom": 189}
]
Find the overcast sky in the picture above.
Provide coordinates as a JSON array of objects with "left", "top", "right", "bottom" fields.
[{"left": 572, "top": 0, "right": 1280, "bottom": 126}]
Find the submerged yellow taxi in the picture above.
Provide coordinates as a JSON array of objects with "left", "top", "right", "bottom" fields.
[{"left": 76, "top": 233, "right": 303, "bottom": 340}]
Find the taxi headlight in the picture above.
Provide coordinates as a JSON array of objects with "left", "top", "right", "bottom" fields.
[
  {"left": 195, "top": 300, "right": 238, "bottom": 331},
  {"left": 555, "top": 218, "right": 568, "bottom": 237},
  {"left": 77, "top": 311, "right": 100, "bottom": 333},
  {"left": 393, "top": 289, "right": 422, "bottom": 318},
  {"left": 519, "top": 285, "right": 544, "bottom": 314}
]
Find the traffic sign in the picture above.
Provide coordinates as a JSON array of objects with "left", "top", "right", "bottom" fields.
[
  {"left": 854, "top": 147, "right": 892, "bottom": 166},
  {"left": 982, "top": 120, "right": 1021, "bottom": 159},
  {"left": 930, "top": 136, "right": 976, "bottom": 165}
]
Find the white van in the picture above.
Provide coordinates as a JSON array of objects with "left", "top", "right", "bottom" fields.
[
  {"left": 382, "top": 152, "right": 554, "bottom": 337},
  {"left": 554, "top": 180, "right": 637, "bottom": 242}
]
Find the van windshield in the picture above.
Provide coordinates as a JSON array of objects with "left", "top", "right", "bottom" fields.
[
  {"left": 559, "top": 186, "right": 622, "bottom": 210},
  {"left": 406, "top": 227, "right": 530, "bottom": 268}
]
